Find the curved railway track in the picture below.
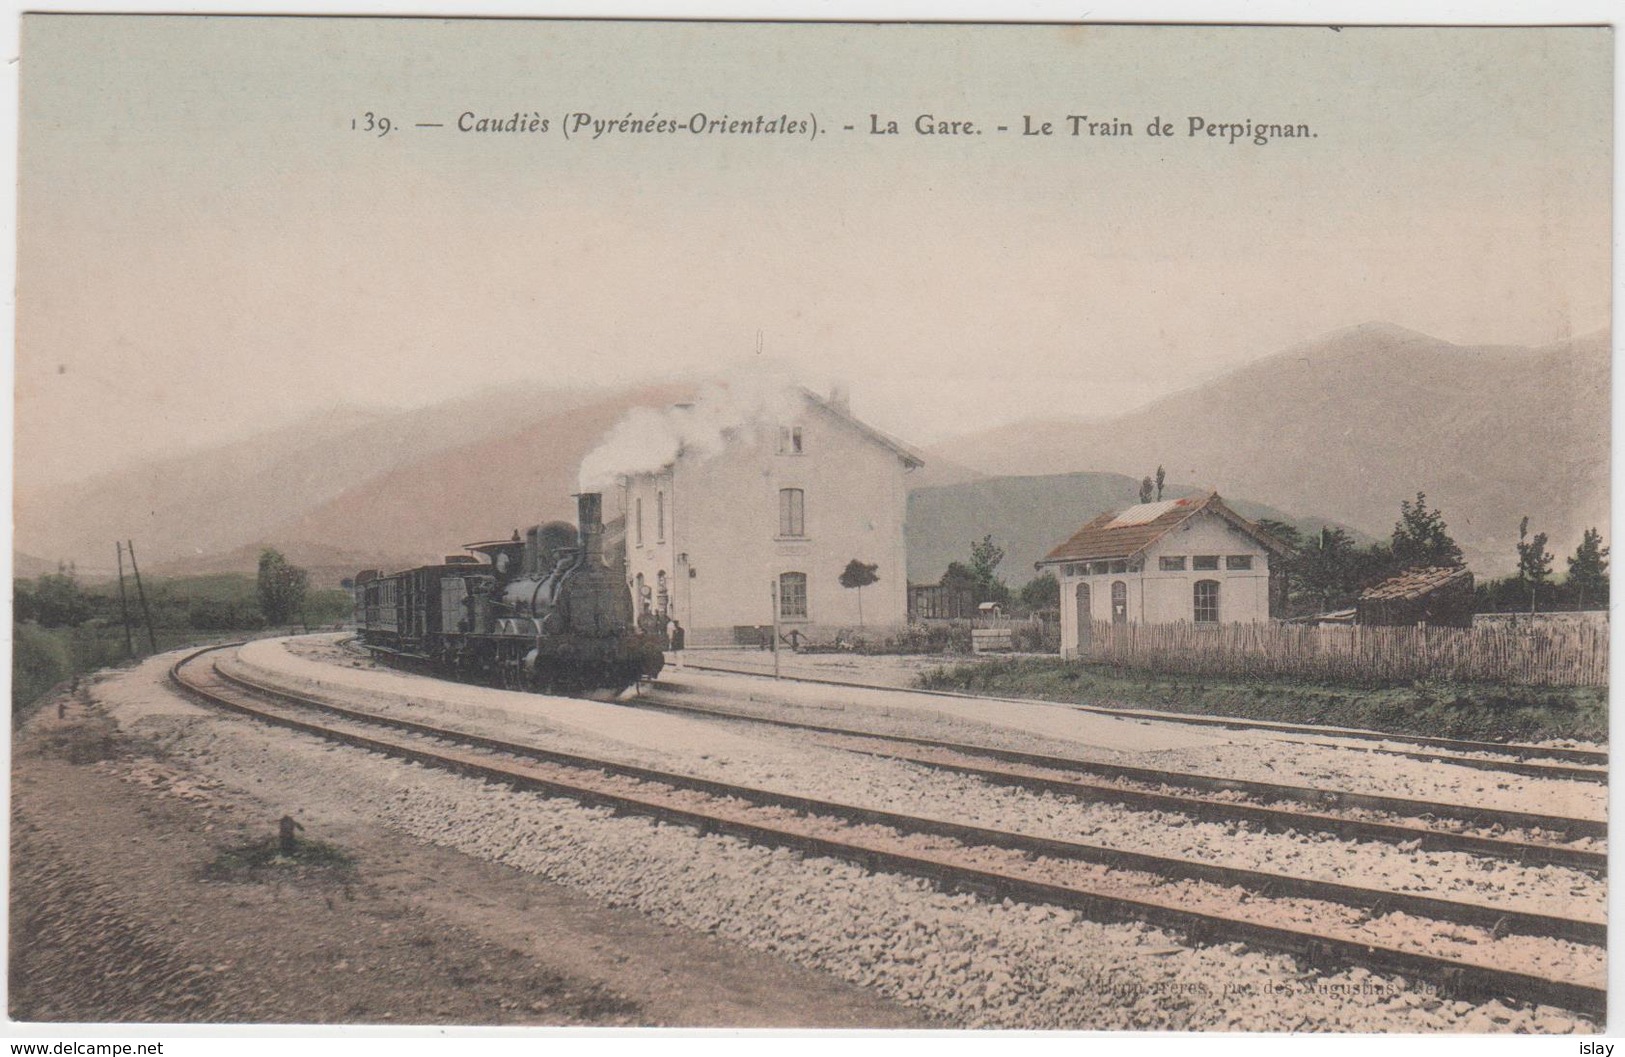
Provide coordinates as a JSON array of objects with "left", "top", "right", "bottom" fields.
[
  {"left": 679, "top": 659, "right": 1609, "bottom": 774},
  {"left": 171, "top": 644, "right": 1605, "bottom": 1019}
]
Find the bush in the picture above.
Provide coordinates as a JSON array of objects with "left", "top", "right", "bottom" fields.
[
  {"left": 303, "top": 588, "right": 355, "bottom": 626},
  {"left": 801, "top": 621, "right": 974, "bottom": 655},
  {"left": 1011, "top": 617, "right": 1061, "bottom": 653},
  {"left": 188, "top": 597, "right": 267, "bottom": 631},
  {"left": 796, "top": 617, "right": 1059, "bottom": 656},
  {"left": 914, "top": 657, "right": 1608, "bottom": 742}
]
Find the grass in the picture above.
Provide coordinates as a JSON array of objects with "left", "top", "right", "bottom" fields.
[
  {"left": 11, "top": 623, "right": 261, "bottom": 718},
  {"left": 916, "top": 657, "right": 1608, "bottom": 743},
  {"left": 27, "top": 711, "right": 136, "bottom": 764},
  {"left": 204, "top": 834, "right": 357, "bottom": 884}
]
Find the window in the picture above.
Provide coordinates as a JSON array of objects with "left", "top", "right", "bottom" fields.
[
  {"left": 1226, "top": 555, "right": 1254, "bottom": 570},
  {"left": 1110, "top": 560, "right": 1128, "bottom": 574},
  {"left": 635, "top": 497, "right": 644, "bottom": 546},
  {"left": 1111, "top": 581, "right": 1128, "bottom": 623},
  {"left": 779, "top": 488, "right": 805, "bottom": 537},
  {"left": 1193, "top": 555, "right": 1221, "bottom": 571},
  {"left": 1194, "top": 580, "right": 1220, "bottom": 624},
  {"left": 1160, "top": 556, "right": 1186, "bottom": 571},
  {"left": 657, "top": 490, "right": 665, "bottom": 542},
  {"left": 779, "top": 572, "right": 808, "bottom": 619},
  {"left": 779, "top": 426, "right": 804, "bottom": 454},
  {"left": 1090, "top": 561, "right": 1112, "bottom": 575}
]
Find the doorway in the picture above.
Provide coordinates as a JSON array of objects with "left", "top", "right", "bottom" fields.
[{"left": 1075, "top": 582, "right": 1092, "bottom": 652}]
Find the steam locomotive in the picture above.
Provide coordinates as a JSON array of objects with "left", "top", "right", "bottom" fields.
[{"left": 353, "top": 492, "right": 666, "bottom": 693}]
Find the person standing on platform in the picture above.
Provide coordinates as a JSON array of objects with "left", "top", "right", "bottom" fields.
[{"left": 668, "top": 618, "right": 685, "bottom": 670}]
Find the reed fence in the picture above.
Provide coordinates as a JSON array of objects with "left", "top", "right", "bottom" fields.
[{"left": 1078, "top": 619, "right": 1608, "bottom": 688}]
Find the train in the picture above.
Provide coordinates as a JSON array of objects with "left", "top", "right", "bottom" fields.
[{"left": 353, "top": 492, "right": 666, "bottom": 693}]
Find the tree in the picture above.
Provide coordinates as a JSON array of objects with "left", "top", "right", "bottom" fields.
[
  {"left": 1155, "top": 465, "right": 1166, "bottom": 502},
  {"left": 940, "top": 561, "right": 977, "bottom": 592},
  {"left": 1353, "top": 540, "right": 1399, "bottom": 591},
  {"left": 1567, "top": 527, "right": 1609, "bottom": 610},
  {"left": 1390, "top": 492, "right": 1464, "bottom": 569},
  {"left": 1508, "top": 517, "right": 1551, "bottom": 614},
  {"left": 967, "top": 535, "right": 1011, "bottom": 606},
  {"left": 26, "top": 565, "right": 91, "bottom": 627},
  {"left": 838, "top": 559, "right": 880, "bottom": 625},
  {"left": 257, "top": 549, "right": 309, "bottom": 626},
  {"left": 1017, "top": 571, "right": 1060, "bottom": 614},
  {"left": 937, "top": 562, "right": 977, "bottom": 619},
  {"left": 1299, "top": 527, "right": 1362, "bottom": 611},
  {"left": 1252, "top": 519, "right": 1303, "bottom": 615},
  {"left": 1138, "top": 476, "right": 1155, "bottom": 504},
  {"left": 13, "top": 578, "right": 37, "bottom": 625},
  {"left": 1254, "top": 519, "right": 1303, "bottom": 549},
  {"left": 969, "top": 535, "right": 1004, "bottom": 585}
]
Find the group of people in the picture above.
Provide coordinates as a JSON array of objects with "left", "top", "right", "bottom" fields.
[{"left": 647, "top": 611, "right": 685, "bottom": 669}]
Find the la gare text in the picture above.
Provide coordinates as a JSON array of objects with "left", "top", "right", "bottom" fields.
[{"left": 873, "top": 114, "right": 1315, "bottom": 146}]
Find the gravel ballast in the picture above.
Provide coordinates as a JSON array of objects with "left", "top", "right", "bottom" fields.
[
  {"left": 95, "top": 640, "right": 1601, "bottom": 1031},
  {"left": 244, "top": 640, "right": 1607, "bottom": 925}
]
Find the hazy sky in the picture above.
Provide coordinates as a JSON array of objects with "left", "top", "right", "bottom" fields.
[{"left": 16, "top": 18, "right": 1612, "bottom": 491}]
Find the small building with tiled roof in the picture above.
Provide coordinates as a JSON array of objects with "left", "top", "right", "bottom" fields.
[
  {"left": 1356, "top": 565, "right": 1475, "bottom": 628},
  {"left": 1036, "top": 492, "right": 1294, "bottom": 657}
]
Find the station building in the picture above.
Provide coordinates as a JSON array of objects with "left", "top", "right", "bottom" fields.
[
  {"left": 619, "top": 388, "right": 923, "bottom": 646},
  {"left": 1036, "top": 492, "right": 1292, "bottom": 658}
]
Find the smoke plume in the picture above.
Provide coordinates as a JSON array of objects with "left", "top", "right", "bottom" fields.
[{"left": 578, "top": 361, "right": 806, "bottom": 491}]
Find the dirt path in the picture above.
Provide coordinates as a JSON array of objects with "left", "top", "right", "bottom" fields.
[{"left": 10, "top": 681, "right": 930, "bottom": 1028}]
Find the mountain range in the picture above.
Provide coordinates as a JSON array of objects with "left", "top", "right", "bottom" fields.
[
  {"left": 933, "top": 323, "right": 1609, "bottom": 576},
  {"left": 905, "top": 472, "right": 1364, "bottom": 586},
  {"left": 15, "top": 322, "right": 1607, "bottom": 586}
]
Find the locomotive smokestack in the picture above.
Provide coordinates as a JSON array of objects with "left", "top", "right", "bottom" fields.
[{"left": 577, "top": 492, "right": 605, "bottom": 566}]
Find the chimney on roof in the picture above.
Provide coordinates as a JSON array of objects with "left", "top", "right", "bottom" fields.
[{"left": 829, "top": 382, "right": 850, "bottom": 413}]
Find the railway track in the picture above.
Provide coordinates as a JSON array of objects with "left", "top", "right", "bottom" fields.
[
  {"left": 171, "top": 644, "right": 1605, "bottom": 1019},
  {"left": 627, "top": 689, "right": 1607, "bottom": 873},
  {"left": 680, "top": 660, "right": 1609, "bottom": 773}
]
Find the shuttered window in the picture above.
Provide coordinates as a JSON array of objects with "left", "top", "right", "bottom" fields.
[{"left": 779, "top": 488, "right": 805, "bottom": 537}]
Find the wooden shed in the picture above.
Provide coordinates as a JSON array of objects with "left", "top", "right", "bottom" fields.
[{"left": 1356, "top": 565, "right": 1476, "bottom": 627}]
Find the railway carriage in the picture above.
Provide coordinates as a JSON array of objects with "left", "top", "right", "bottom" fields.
[{"left": 354, "top": 492, "right": 665, "bottom": 693}]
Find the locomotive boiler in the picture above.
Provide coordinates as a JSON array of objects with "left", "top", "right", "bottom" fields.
[{"left": 354, "top": 492, "right": 665, "bottom": 693}]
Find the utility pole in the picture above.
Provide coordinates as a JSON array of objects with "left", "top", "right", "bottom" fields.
[
  {"left": 114, "top": 542, "right": 135, "bottom": 658},
  {"left": 770, "top": 576, "right": 781, "bottom": 680},
  {"left": 127, "top": 539, "right": 158, "bottom": 653}
]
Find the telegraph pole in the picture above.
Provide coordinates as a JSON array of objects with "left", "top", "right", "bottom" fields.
[
  {"left": 127, "top": 540, "right": 158, "bottom": 653},
  {"left": 770, "top": 576, "right": 781, "bottom": 680},
  {"left": 114, "top": 542, "right": 135, "bottom": 657}
]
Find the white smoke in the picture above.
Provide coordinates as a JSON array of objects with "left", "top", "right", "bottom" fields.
[{"left": 578, "top": 360, "right": 808, "bottom": 492}]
